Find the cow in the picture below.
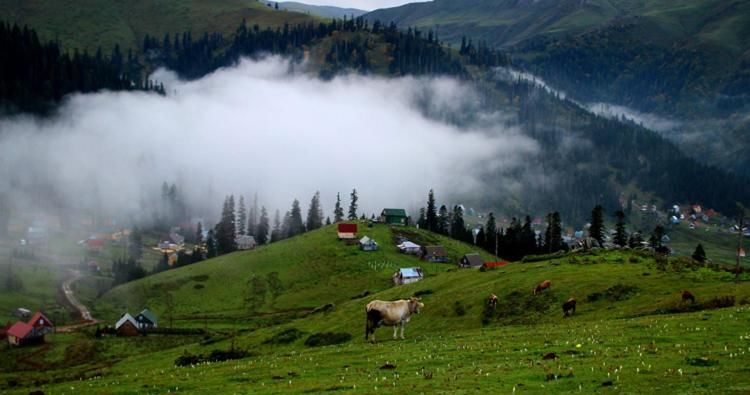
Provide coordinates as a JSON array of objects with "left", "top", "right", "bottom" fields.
[
  {"left": 562, "top": 298, "right": 577, "bottom": 317},
  {"left": 365, "top": 297, "right": 424, "bottom": 342},
  {"left": 533, "top": 280, "right": 551, "bottom": 295},
  {"left": 681, "top": 290, "right": 695, "bottom": 304},
  {"left": 487, "top": 294, "right": 498, "bottom": 309}
]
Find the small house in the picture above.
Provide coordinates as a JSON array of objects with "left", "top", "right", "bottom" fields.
[
  {"left": 359, "top": 236, "right": 378, "bottom": 251},
  {"left": 115, "top": 313, "right": 140, "bottom": 337},
  {"left": 380, "top": 209, "right": 408, "bottom": 226},
  {"left": 84, "top": 238, "right": 105, "bottom": 253},
  {"left": 397, "top": 241, "right": 421, "bottom": 255},
  {"left": 421, "top": 245, "right": 448, "bottom": 263},
  {"left": 169, "top": 231, "right": 185, "bottom": 245},
  {"left": 13, "top": 308, "right": 31, "bottom": 318},
  {"left": 337, "top": 223, "right": 358, "bottom": 240},
  {"left": 6, "top": 322, "right": 40, "bottom": 346},
  {"left": 392, "top": 267, "right": 424, "bottom": 285},
  {"left": 135, "top": 308, "right": 158, "bottom": 330},
  {"left": 459, "top": 253, "right": 484, "bottom": 268},
  {"left": 28, "top": 311, "right": 54, "bottom": 335},
  {"left": 236, "top": 235, "right": 257, "bottom": 250},
  {"left": 661, "top": 234, "right": 671, "bottom": 243}
]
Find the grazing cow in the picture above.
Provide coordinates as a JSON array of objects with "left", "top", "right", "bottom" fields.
[
  {"left": 365, "top": 297, "right": 424, "bottom": 341},
  {"left": 562, "top": 298, "right": 577, "bottom": 317},
  {"left": 681, "top": 290, "right": 695, "bottom": 304},
  {"left": 487, "top": 294, "right": 498, "bottom": 309},
  {"left": 533, "top": 280, "right": 552, "bottom": 295}
]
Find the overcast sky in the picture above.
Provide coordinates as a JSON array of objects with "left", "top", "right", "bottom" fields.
[{"left": 287, "top": 0, "right": 431, "bottom": 11}]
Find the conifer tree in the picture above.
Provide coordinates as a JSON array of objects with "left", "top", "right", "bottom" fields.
[
  {"left": 333, "top": 193, "right": 344, "bottom": 222},
  {"left": 256, "top": 206, "right": 270, "bottom": 245},
  {"left": 326, "top": 217, "right": 331, "bottom": 225},
  {"left": 237, "top": 195, "right": 247, "bottom": 236},
  {"left": 195, "top": 222, "right": 203, "bottom": 246},
  {"left": 589, "top": 205, "right": 605, "bottom": 245},
  {"left": 438, "top": 205, "right": 450, "bottom": 235},
  {"left": 306, "top": 191, "right": 323, "bottom": 230},
  {"left": 613, "top": 210, "right": 627, "bottom": 247},
  {"left": 628, "top": 231, "right": 644, "bottom": 248},
  {"left": 417, "top": 207, "right": 427, "bottom": 229},
  {"left": 289, "top": 199, "right": 305, "bottom": 236},
  {"left": 206, "top": 229, "right": 218, "bottom": 258},
  {"left": 348, "top": 189, "right": 358, "bottom": 220},
  {"left": 271, "top": 210, "right": 282, "bottom": 242},
  {"left": 247, "top": 193, "right": 258, "bottom": 237},
  {"left": 649, "top": 225, "right": 666, "bottom": 249},
  {"left": 215, "top": 195, "right": 237, "bottom": 254},
  {"left": 692, "top": 243, "right": 706, "bottom": 262},
  {"left": 426, "top": 189, "right": 437, "bottom": 231},
  {"left": 484, "top": 212, "right": 497, "bottom": 254}
]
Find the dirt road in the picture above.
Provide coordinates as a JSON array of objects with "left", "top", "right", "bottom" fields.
[{"left": 58, "top": 270, "right": 100, "bottom": 331}]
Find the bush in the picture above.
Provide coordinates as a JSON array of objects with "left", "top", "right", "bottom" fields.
[
  {"left": 193, "top": 284, "right": 204, "bottom": 290},
  {"left": 263, "top": 328, "right": 305, "bottom": 345},
  {"left": 587, "top": 284, "right": 638, "bottom": 302},
  {"left": 454, "top": 301, "right": 466, "bottom": 316},
  {"left": 175, "top": 348, "right": 250, "bottom": 367},
  {"left": 486, "top": 289, "right": 556, "bottom": 325},
  {"left": 304, "top": 332, "right": 352, "bottom": 347},
  {"left": 414, "top": 289, "right": 433, "bottom": 297}
]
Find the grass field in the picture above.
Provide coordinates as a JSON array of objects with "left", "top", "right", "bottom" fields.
[
  {"left": 1, "top": 224, "right": 749, "bottom": 393},
  {"left": 0, "top": 258, "right": 75, "bottom": 325}
]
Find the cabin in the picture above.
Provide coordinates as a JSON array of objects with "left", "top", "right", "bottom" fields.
[
  {"left": 28, "top": 311, "right": 54, "bottom": 335},
  {"left": 421, "top": 245, "right": 448, "bottom": 263},
  {"left": 115, "top": 313, "right": 140, "bottom": 337},
  {"left": 392, "top": 267, "right": 424, "bottom": 285},
  {"left": 459, "top": 253, "right": 484, "bottom": 268},
  {"left": 337, "top": 223, "right": 358, "bottom": 240},
  {"left": 397, "top": 241, "right": 421, "bottom": 255},
  {"left": 236, "top": 235, "right": 257, "bottom": 250},
  {"left": 135, "top": 308, "right": 158, "bottom": 330},
  {"left": 380, "top": 209, "right": 408, "bottom": 226},
  {"left": 6, "top": 322, "right": 41, "bottom": 346},
  {"left": 84, "top": 238, "right": 105, "bottom": 253},
  {"left": 359, "top": 236, "right": 378, "bottom": 251}
]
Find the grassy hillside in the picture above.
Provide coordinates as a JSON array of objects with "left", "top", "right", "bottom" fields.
[
  {"left": 279, "top": 2, "right": 365, "bottom": 19},
  {"left": 93, "top": 223, "right": 494, "bottom": 325},
  {"left": 0, "top": 0, "right": 316, "bottom": 53},
  {"left": 2, "top": 236, "right": 750, "bottom": 393}
]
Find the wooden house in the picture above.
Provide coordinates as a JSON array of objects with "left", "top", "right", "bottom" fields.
[
  {"left": 135, "top": 308, "right": 158, "bottom": 331},
  {"left": 380, "top": 209, "right": 407, "bottom": 226},
  {"left": 421, "top": 245, "right": 448, "bottom": 263},
  {"left": 6, "top": 322, "right": 43, "bottom": 346},
  {"left": 236, "top": 235, "right": 257, "bottom": 250},
  {"left": 28, "top": 311, "right": 54, "bottom": 335},
  {"left": 392, "top": 267, "right": 424, "bottom": 285},
  {"left": 459, "top": 253, "right": 484, "bottom": 268},
  {"left": 337, "top": 223, "right": 358, "bottom": 240},
  {"left": 359, "top": 236, "right": 378, "bottom": 251},
  {"left": 115, "top": 313, "right": 140, "bottom": 337}
]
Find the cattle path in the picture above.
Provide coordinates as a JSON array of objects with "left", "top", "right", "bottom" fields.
[{"left": 58, "top": 270, "right": 100, "bottom": 331}]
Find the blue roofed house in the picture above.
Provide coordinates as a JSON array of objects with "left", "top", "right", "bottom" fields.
[
  {"left": 135, "top": 308, "right": 158, "bottom": 331},
  {"left": 392, "top": 267, "right": 424, "bottom": 285}
]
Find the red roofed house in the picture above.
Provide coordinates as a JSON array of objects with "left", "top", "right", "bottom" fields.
[
  {"left": 337, "top": 223, "right": 358, "bottom": 240},
  {"left": 28, "top": 311, "right": 54, "bottom": 335},
  {"left": 7, "top": 322, "right": 40, "bottom": 346},
  {"left": 85, "top": 238, "right": 105, "bottom": 252}
]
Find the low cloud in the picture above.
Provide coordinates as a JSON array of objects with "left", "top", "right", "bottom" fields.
[{"left": 0, "top": 57, "right": 537, "bottom": 225}]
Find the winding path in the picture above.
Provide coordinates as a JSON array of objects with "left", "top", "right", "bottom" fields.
[{"left": 58, "top": 270, "right": 100, "bottom": 332}]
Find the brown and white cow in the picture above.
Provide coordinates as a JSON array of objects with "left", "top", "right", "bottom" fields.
[
  {"left": 365, "top": 297, "right": 424, "bottom": 341},
  {"left": 562, "top": 298, "right": 577, "bottom": 317},
  {"left": 533, "top": 280, "right": 551, "bottom": 295}
]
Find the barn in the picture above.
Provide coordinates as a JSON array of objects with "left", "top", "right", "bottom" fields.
[
  {"left": 459, "top": 253, "right": 484, "bottom": 268},
  {"left": 115, "top": 313, "right": 140, "bottom": 337},
  {"left": 337, "top": 223, "right": 358, "bottom": 240},
  {"left": 380, "top": 209, "right": 408, "bottom": 226},
  {"left": 393, "top": 267, "right": 424, "bottom": 285},
  {"left": 421, "top": 245, "right": 448, "bottom": 263},
  {"left": 28, "top": 311, "right": 54, "bottom": 335}
]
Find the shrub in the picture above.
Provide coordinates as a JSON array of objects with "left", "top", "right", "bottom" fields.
[
  {"left": 263, "top": 328, "right": 305, "bottom": 345},
  {"left": 193, "top": 284, "right": 204, "bottom": 290},
  {"left": 454, "top": 301, "right": 466, "bottom": 316},
  {"left": 414, "top": 289, "right": 433, "bottom": 297},
  {"left": 175, "top": 348, "right": 249, "bottom": 366},
  {"left": 304, "top": 332, "right": 352, "bottom": 347},
  {"left": 587, "top": 284, "right": 638, "bottom": 302}
]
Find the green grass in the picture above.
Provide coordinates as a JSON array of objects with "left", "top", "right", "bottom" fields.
[
  {"left": 2, "top": 226, "right": 750, "bottom": 393},
  {"left": 0, "top": 259, "right": 74, "bottom": 325},
  {"left": 0, "top": 0, "right": 318, "bottom": 53}
]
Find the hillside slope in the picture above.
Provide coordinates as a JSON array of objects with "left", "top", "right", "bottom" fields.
[
  {"left": 0, "top": 0, "right": 316, "bottom": 52},
  {"left": 279, "top": 2, "right": 366, "bottom": 19}
]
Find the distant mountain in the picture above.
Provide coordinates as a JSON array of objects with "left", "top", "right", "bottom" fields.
[
  {"left": 365, "top": 0, "right": 750, "bottom": 176},
  {"left": 279, "top": 2, "right": 365, "bottom": 19},
  {"left": 0, "top": 0, "right": 315, "bottom": 53}
]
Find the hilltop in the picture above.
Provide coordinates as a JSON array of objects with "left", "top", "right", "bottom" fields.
[
  {"left": 0, "top": 0, "right": 316, "bottom": 53},
  {"left": 279, "top": 2, "right": 366, "bottom": 19},
  {"left": 2, "top": 225, "right": 750, "bottom": 393}
]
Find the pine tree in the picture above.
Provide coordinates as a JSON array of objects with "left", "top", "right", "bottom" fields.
[
  {"left": 128, "top": 226, "right": 143, "bottom": 260},
  {"left": 289, "top": 199, "right": 305, "bottom": 236},
  {"left": 426, "top": 189, "right": 437, "bottom": 231},
  {"left": 270, "top": 209, "right": 282, "bottom": 242},
  {"left": 438, "top": 205, "right": 450, "bottom": 235},
  {"left": 333, "top": 193, "right": 344, "bottom": 222},
  {"left": 215, "top": 195, "right": 237, "bottom": 254},
  {"left": 247, "top": 193, "right": 258, "bottom": 237},
  {"left": 195, "top": 222, "right": 203, "bottom": 246},
  {"left": 325, "top": 217, "right": 331, "bottom": 225},
  {"left": 417, "top": 207, "right": 427, "bottom": 229},
  {"left": 628, "top": 231, "right": 644, "bottom": 248},
  {"left": 206, "top": 229, "right": 218, "bottom": 258},
  {"left": 589, "top": 205, "right": 605, "bottom": 245},
  {"left": 306, "top": 191, "right": 323, "bottom": 231},
  {"left": 485, "top": 212, "right": 497, "bottom": 255},
  {"left": 348, "top": 189, "right": 358, "bottom": 220},
  {"left": 256, "top": 206, "right": 270, "bottom": 245},
  {"left": 237, "top": 195, "right": 247, "bottom": 236},
  {"left": 649, "top": 225, "right": 665, "bottom": 249},
  {"left": 549, "top": 212, "right": 562, "bottom": 252},
  {"left": 451, "top": 205, "right": 469, "bottom": 242},
  {"left": 520, "top": 216, "right": 537, "bottom": 256},
  {"left": 613, "top": 210, "right": 627, "bottom": 247},
  {"left": 692, "top": 243, "right": 706, "bottom": 262}
]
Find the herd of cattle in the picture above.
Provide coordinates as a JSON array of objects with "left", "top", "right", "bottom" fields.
[{"left": 364, "top": 281, "right": 698, "bottom": 342}]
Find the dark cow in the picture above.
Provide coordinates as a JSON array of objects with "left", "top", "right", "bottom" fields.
[
  {"left": 562, "top": 298, "right": 577, "bottom": 317},
  {"left": 365, "top": 297, "right": 424, "bottom": 341},
  {"left": 487, "top": 294, "right": 498, "bottom": 309},
  {"left": 681, "top": 290, "right": 695, "bottom": 304},
  {"left": 533, "top": 280, "right": 551, "bottom": 295}
]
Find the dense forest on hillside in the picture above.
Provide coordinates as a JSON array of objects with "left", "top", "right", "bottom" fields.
[{"left": 0, "top": 22, "right": 163, "bottom": 114}]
